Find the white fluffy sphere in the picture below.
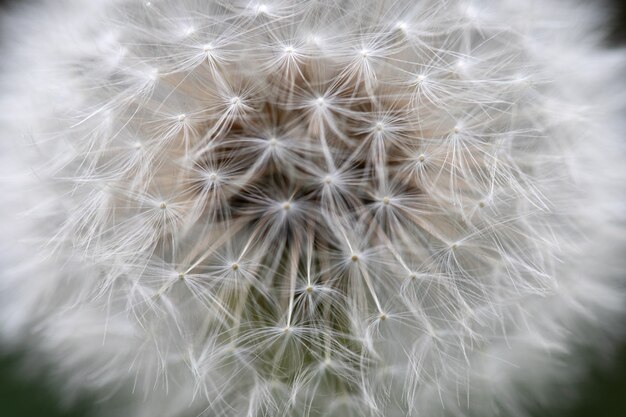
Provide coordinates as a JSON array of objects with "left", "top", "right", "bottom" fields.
[{"left": 0, "top": 1, "right": 624, "bottom": 416}]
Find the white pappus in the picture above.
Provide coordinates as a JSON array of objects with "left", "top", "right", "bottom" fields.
[{"left": 0, "top": 1, "right": 625, "bottom": 416}]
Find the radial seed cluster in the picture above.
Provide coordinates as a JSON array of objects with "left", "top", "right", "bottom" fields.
[{"left": 0, "top": 1, "right": 624, "bottom": 417}]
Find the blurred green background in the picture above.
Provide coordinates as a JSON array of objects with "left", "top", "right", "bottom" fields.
[
  {"left": 0, "top": 0, "right": 625, "bottom": 416},
  {"left": 0, "top": 345, "right": 625, "bottom": 416}
]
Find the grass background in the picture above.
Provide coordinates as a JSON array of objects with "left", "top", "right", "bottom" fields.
[{"left": 0, "top": 0, "right": 625, "bottom": 416}]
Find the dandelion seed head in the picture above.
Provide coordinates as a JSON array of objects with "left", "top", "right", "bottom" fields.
[{"left": 0, "top": 1, "right": 624, "bottom": 417}]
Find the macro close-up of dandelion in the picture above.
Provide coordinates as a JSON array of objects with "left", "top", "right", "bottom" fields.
[{"left": 0, "top": 1, "right": 625, "bottom": 416}]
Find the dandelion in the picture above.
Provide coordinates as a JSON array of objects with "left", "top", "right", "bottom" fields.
[{"left": 0, "top": 1, "right": 624, "bottom": 416}]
